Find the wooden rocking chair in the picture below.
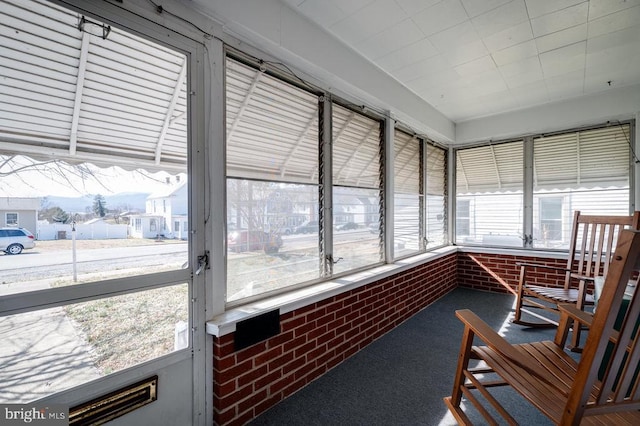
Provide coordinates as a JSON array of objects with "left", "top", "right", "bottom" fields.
[
  {"left": 444, "top": 229, "right": 640, "bottom": 425},
  {"left": 513, "top": 211, "right": 640, "bottom": 334}
]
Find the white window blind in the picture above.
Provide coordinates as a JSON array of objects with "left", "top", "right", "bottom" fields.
[
  {"left": 456, "top": 141, "right": 523, "bottom": 193},
  {"left": 534, "top": 125, "right": 630, "bottom": 190},
  {"left": 456, "top": 141, "right": 523, "bottom": 247},
  {"left": 426, "top": 143, "right": 447, "bottom": 248},
  {"left": 532, "top": 124, "right": 631, "bottom": 249},
  {"left": 394, "top": 130, "right": 419, "bottom": 194},
  {"left": 225, "top": 58, "right": 319, "bottom": 184},
  {"left": 332, "top": 103, "right": 381, "bottom": 189},
  {"left": 394, "top": 129, "right": 421, "bottom": 256}
]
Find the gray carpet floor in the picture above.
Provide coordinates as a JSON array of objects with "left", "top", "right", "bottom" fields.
[{"left": 250, "top": 287, "right": 569, "bottom": 426}]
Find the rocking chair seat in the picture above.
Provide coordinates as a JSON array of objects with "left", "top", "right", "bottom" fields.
[
  {"left": 473, "top": 342, "right": 584, "bottom": 421},
  {"left": 524, "top": 284, "right": 595, "bottom": 305},
  {"left": 474, "top": 339, "right": 640, "bottom": 425}
]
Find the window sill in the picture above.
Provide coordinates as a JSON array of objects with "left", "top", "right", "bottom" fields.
[
  {"left": 457, "top": 245, "right": 568, "bottom": 260},
  {"left": 206, "top": 246, "right": 457, "bottom": 337}
]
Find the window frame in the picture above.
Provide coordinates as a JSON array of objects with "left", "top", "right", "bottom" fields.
[
  {"left": 5, "top": 212, "right": 18, "bottom": 226},
  {"left": 222, "top": 51, "right": 447, "bottom": 306},
  {"left": 454, "top": 121, "right": 634, "bottom": 251}
]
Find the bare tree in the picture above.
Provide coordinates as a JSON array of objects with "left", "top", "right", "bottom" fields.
[
  {"left": 0, "top": 154, "right": 179, "bottom": 195},
  {"left": 0, "top": 155, "right": 111, "bottom": 194}
]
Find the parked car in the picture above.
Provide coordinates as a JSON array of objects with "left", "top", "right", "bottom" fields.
[
  {"left": 335, "top": 222, "right": 358, "bottom": 231},
  {"left": 227, "top": 230, "right": 283, "bottom": 254},
  {"left": 294, "top": 220, "right": 319, "bottom": 234},
  {"left": 0, "top": 227, "right": 36, "bottom": 255}
]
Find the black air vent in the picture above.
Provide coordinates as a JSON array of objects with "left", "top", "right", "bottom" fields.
[{"left": 235, "top": 309, "right": 281, "bottom": 351}]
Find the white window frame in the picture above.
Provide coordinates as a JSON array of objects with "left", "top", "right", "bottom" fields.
[{"left": 5, "top": 212, "right": 18, "bottom": 226}]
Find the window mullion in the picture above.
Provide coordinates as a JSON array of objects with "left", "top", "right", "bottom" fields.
[
  {"left": 384, "top": 117, "right": 394, "bottom": 262},
  {"left": 420, "top": 141, "right": 426, "bottom": 250},
  {"left": 320, "top": 96, "right": 333, "bottom": 276},
  {"left": 523, "top": 136, "right": 534, "bottom": 248}
]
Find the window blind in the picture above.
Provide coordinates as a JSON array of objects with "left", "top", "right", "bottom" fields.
[{"left": 534, "top": 124, "right": 630, "bottom": 190}]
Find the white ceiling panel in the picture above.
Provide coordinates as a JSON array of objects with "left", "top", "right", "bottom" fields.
[
  {"left": 491, "top": 39, "right": 538, "bottom": 66},
  {"left": 344, "top": 0, "right": 407, "bottom": 35},
  {"left": 545, "top": 70, "right": 584, "bottom": 100},
  {"left": 588, "top": 0, "right": 640, "bottom": 21},
  {"left": 510, "top": 81, "right": 549, "bottom": 106},
  {"left": 454, "top": 56, "right": 496, "bottom": 76},
  {"left": 460, "top": 0, "right": 512, "bottom": 18},
  {"left": 412, "top": 0, "right": 468, "bottom": 37},
  {"left": 392, "top": 55, "right": 452, "bottom": 83},
  {"left": 482, "top": 21, "right": 533, "bottom": 53},
  {"left": 587, "top": 25, "right": 640, "bottom": 54},
  {"left": 588, "top": 5, "right": 640, "bottom": 38},
  {"left": 539, "top": 41, "right": 586, "bottom": 77},
  {"left": 503, "top": 67, "right": 544, "bottom": 89},
  {"left": 478, "top": 90, "right": 521, "bottom": 113},
  {"left": 428, "top": 21, "right": 479, "bottom": 53},
  {"left": 443, "top": 39, "right": 489, "bottom": 66},
  {"left": 405, "top": 68, "right": 461, "bottom": 93},
  {"left": 471, "top": 0, "right": 528, "bottom": 38},
  {"left": 275, "top": 0, "right": 640, "bottom": 122},
  {"left": 374, "top": 38, "right": 439, "bottom": 72},
  {"left": 530, "top": 2, "right": 589, "bottom": 37},
  {"left": 329, "top": 0, "right": 407, "bottom": 45},
  {"left": 535, "top": 23, "right": 587, "bottom": 53},
  {"left": 499, "top": 55, "right": 541, "bottom": 78},
  {"left": 395, "top": 0, "right": 441, "bottom": 16},
  {"left": 293, "top": 0, "right": 345, "bottom": 27},
  {"left": 355, "top": 18, "right": 424, "bottom": 60},
  {"left": 462, "top": 70, "right": 508, "bottom": 96},
  {"left": 524, "top": 0, "right": 586, "bottom": 19}
]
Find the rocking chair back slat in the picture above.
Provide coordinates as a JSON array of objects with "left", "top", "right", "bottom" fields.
[{"left": 514, "top": 211, "right": 640, "bottom": 333}]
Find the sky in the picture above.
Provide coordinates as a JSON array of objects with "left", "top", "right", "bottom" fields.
[{"left": 0, "top": 156, "right": 185, "bottom": 198}]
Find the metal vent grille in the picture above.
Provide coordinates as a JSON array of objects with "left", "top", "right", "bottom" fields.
[{"left": 69, "top": 376, "right": 158, "bottom": 425}]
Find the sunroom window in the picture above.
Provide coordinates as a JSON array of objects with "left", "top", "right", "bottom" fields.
[
  {"left": 225, "top": 57, "right": 321, "bottom": 302},
  {"left": 331, "top": 103, "right": 383, "bottom": 274},
  {"left": 426, "top": 143, "right": 447, "bottom": 248},
  {"left": 456, "top": 141, "right": 524, "bottom": 247},
  {"left": 532, "top": 124, "right": 630, "bottom": 248},
  {"left": 393, "top": 130, "right": 422, "bottom": 257}
]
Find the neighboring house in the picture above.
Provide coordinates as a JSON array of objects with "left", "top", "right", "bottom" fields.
[
  {"left": 0, "top": 197, "right": 39, "bottom": 235},
  {"left": 129, "top": 180, "right": 188, "bottom": 239},
  {"left": 456, "top": 187, "right": 630, "bottom": 249}
]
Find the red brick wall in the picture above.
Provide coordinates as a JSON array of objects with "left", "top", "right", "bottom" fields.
[
  {"left": 212, "top": 253, "right": 457, "bottom": 425},
  {"left": 457, "top": 251, "right": 568, "bottom": 294}
]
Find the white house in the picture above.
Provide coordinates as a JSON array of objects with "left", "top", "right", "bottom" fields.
[{"left": 129, "top": 180, "right": 188, "bottom": 239}]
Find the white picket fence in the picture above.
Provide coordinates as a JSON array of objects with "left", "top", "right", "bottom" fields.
[{"left": 37, "top": 222, "right": 128, "bottom": 240}]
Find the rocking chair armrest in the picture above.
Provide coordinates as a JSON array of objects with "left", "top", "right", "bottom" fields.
[
  {"left": 456, "top": 309, "right": 563, "bottom": 390},
  {"left": 569, "top": 273, "right": 596, "bottom": 282},
  {"left": 455, "top": 309, "right": 543, "bottom": 369},
  {"left": 516, "top": 262, "right": 571, "bottom": 273},
  {"left": 557, "top": 304, "right": 593, "bottom": 328}
]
